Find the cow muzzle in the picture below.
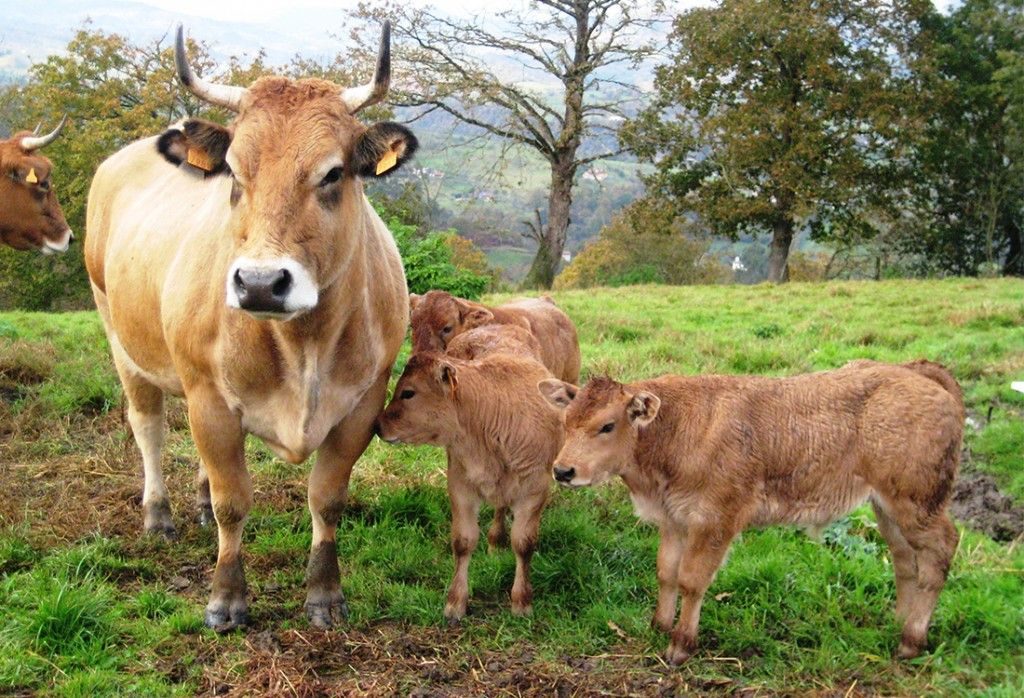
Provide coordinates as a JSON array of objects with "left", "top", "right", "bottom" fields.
[
  {"left": 226, "top": 257, "right": 318, "bottom": 319},
  {"left": 40, "top": 228, "right": 73, "bottom": 256}
]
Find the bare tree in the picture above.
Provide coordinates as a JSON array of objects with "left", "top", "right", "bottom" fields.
[{"left": 354, "top": 0, "right": 663, "bottom": 288}]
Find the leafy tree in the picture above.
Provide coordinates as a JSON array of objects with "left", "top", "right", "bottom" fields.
[
  {"left": 353, "top": 0, "right": 663, "bottom": 289},
  {"left": 623, "top": 0, "right": 933, "bottom": 282},
  {"left": 900, "top": 0, "right": 1024, "bottom": 276},
  {"left": 389, "top": 220, "right": 491, "bottom": 298}
]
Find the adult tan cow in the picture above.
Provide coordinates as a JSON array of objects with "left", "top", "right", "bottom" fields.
[
  {"left": 85, "top": 24, "right": 415, "bottom": 630},
  {"left": 540, "top": 360, "right": 963, "bottom": 663},
  {"left": 0, "top": 117, "right": 73, "bottom": 253}
]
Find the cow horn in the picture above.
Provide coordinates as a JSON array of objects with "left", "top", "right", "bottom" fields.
[
  {"left": 174, "top": 24, "right": 245, "bottom": 112},
  {"left": 341, "top": 20, "right": 391, "bottom": 114},
  {"left": 19, "top": 114, "right": 67, "bottom": 151}
]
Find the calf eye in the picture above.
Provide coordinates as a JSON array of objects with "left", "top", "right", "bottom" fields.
[
  {"left": 319, "top": 166, "right": 343, "bottom": 187},
  {"left": 441, "top": 325, "right": 453, "bottom": 335},
  {"left": 399, "top": 389, "right": 416, "bottom": 400},
  {"left": 599, "top": 422, "right": 615, "bottom": 434}
]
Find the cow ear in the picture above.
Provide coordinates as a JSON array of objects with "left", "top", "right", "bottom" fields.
[
  {"left": 627, "top": 391, "right": 660, "bottom": 427},
  {"left": 157, "top": 119, "right": 231, "bottom": 175},
  {"left": 351, "top": 122, "right": 418, "bottom": 178},
  {"left": 434, "top": 359, "right": 458, "bottom": 395},
  {"left": 538, "top": 379, "right": 578, "bottom": 409}
]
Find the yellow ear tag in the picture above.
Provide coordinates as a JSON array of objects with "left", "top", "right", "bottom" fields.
[
  {"left": 186, "top": 148, "right": 214, "bottom": 172},
  {"left": 26, "top": 168, "right": 38, "bottom": 184},
  {"left": 375, "top": 147, "right": 399, "bottom": 176}
]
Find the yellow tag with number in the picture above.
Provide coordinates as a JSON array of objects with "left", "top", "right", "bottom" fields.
[
  {"left": 187, "top": 148, "right": 214, "bottom": 172},
  {"left": 26, "top": 168, "right": 38, "bottom": 184},
  {"left": 375, "top": 147, "right": 398, "bottom": 176}
]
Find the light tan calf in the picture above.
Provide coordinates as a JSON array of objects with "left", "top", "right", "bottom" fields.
[
  {"left": 540, "top": 360, "right": 963, "bottom": 664},
  {"left": 410, "top": 290, "right": 580, "bottom": 383},
  {"left": 377, "top": 350, "right": 562, "bottom": 621}
]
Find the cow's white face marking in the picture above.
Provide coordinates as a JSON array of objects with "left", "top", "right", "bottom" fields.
[{"left": 226, "top": 256, "right": 319, "bottom": 320}]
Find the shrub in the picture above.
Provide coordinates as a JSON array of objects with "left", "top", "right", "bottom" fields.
[
  {"left": 389, "top": 220, "right": 491, "bottom": 299},
  {"left": 555, "top": 199, "right": 727, "bottom": 289}
]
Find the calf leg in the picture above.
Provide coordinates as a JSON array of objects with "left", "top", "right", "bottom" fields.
[
  {"left": 509, "top": 493, "right": 547, "bottom": 616},
  {"left": 445, "top": 461, "right": 481, "bottom": 624},
  {"left": 487, "top": 506, "right": 509, "bottom": 551},
  {"left": 188, "top": 388, "right": 251, "bottom": 630},
  {"left": 653, "top": 527, "right": 685, "bottom": 632},
  {"left": 889, "top": 508, "right": 959, "bottom": 659},
  {"left": 666, "top": 522, "right": 737, "bottom": 665},
  {"left": 305, "top": 372, "right": 389, "bottom": 628},
  {"left": 195, "top": 459, "right": 214, "bottom": 527},
  {"left": 871, "top": 500, "right": 918, "bottom": 619}
]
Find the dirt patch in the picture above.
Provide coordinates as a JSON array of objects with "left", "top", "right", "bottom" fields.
[{"left": 951, "top": 473, "right": 1024, "bottom": 542}]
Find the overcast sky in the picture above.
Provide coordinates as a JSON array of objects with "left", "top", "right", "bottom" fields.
[{"left": 135, "top": 0, "right": 959, "bottom": 25}]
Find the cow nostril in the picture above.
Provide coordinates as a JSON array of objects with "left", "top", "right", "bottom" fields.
[
  {"left": 553, "top": 466, "right": 575, "bottom": 483},
  {"left": 272, "top": 269, "right": 292, "bottom": 298},
  {"left": 233, "top": 268, "right": 246, "bottom": 292}
]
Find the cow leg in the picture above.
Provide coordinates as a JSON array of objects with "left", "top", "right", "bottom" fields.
[
  {"left": 888, "top": 506, "right": 959, "bottom": 659},
  {"left": 509, "top": 492, "right": 546, "bottom": 616},
  {"left": 445, "top": 460, "right": 481, "bottom": 624},
  {"left": 487, "top": 506, "right": 509, "bottom": 552},
  {"left": 188, "top": 389, "right": 251, "bottom": 630},
  {"left": 305, "top": 372, "right": 388, "bottom": 628},
  {"left": 653, "top": 526, "right": 685, "bottom": 632},
  {"left": 871, "top": 499, "right": 918, "bottom": 620},
  {"left": 195, "top": 459, "right": 214, "bottom": 527},
  {"left": 666, "top": 522, "right": 737, "bottom": 665}
]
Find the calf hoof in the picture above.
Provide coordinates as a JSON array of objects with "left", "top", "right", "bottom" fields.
[
  {"left": 511, "top": 602, "right": 533, "bottom": 617},
  {"left": 665, "top": 639, "right": 695, "bottom": 666},
  {"left": 204, "top": 603, "right": 249, "bottom": 632},
  {"left": 896, "top": 640, "right": 924, "bottom": 660},
  {"left": 143, "top": 500, "right": 177, "bottom": 540},
  {"left": 651, "top": 614, "right": 674, "bottom": 634},
  {"left": 443, "top": 602, "right": 467, "bottom": 626},
  {"left": 305, "top": 591, "right": 349, "bottom": 629}
]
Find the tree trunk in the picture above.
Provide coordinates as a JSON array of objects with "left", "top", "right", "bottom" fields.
[
  {"left": 524, "top": 157, "right": 574, "bottom": 289},
  {"left": 1004, "top": 220, "right": 1023, "bottom": 276},
  {"left": 767, "top": 219, "right": 794, "bottom": 283}
]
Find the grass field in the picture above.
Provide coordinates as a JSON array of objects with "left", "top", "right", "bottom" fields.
[{"left": 1, "top": 278, "right": 1022, "bottom": 696}]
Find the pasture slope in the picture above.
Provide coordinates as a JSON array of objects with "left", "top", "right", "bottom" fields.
[{"left": 1, "top": 278, "right": 1022, "bottom": 697}]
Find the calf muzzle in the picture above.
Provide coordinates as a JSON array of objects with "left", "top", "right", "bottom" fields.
[{"left": 553, "top": 465, "right": 576, "bottom": 483}]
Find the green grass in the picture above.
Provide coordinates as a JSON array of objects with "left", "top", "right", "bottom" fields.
[{"left": 1, "top": 278, "right": 1023, "bottom": 695}]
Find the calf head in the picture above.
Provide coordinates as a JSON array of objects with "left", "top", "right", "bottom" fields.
[
  {"left": 377, "top": 353, "right": 460, "bottom": 446},
  {"left": 409, "top": 290, "right": 494, "bottom": 351},
  {"left": 0, "top": 117, "right": 73, "bottom": 254},
  {"left": 161, "top": 23, "right": 417, "bottom": 320},
  {"left": 539, "top": 376, "right": 660, "bottom": 487}
]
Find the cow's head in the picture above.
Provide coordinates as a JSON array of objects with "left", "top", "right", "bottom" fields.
[
  {"left": 539, "top": 376, "right": 659, "bottom": 487},
  {"left": 376, "top": 352, "right": 461, "bottom": 447},
  {"left": 0, "top": 117, "right": 73, "bottom": 254},
  {"left": 162, "top": 23, "right": 417, "bottom": 320},
  {"left": 409, "top": 290, "right": 495, "bottom": 352}
]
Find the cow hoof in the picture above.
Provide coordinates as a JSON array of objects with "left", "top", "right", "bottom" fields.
[
  {"left": 305, "top": 594, "right": 349, "bottom": 629},
  {"left": 197, "top": 504, "right": 215, "bottom": 527},
  {"left": 204, "top": 605, "right": 249, "bottom": 632},
  {"left": 896, "top": 641, "right": 923, "bottom": 660},
  {"left": 143, "top": 500, "right": 177, "bottom": 539},
  {"left": 444, "top": 613, "right": 463, "bottom": 628}
]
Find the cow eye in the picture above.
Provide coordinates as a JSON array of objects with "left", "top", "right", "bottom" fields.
[
  {"left": 599, "top": 422, "right": 615, "bottom": 434},
  {"left": 441, "top": 325, "right": 453, "bottom": 335},
  {"left": 319, "top": 167, "right": 343, "bottom": 187},
  {"left": 399, "top": 389, "right": 416, "bottom": 400}
]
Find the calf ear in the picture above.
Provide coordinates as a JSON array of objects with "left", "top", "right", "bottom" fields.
[
  {"left": 538, "top": 379, "right": 578, "bottom": 409},
  {"left": 434, "top": 359, "right": 458, "bottom": 396},
  {"left": 464, "top": 308, "right": 494, "bottom": 328},
  {"left": 351, "top": 122, "right": 418, "bottom": 178},
  {"left": 157, "top": 120, "right": 232, "bottom": 175},
  {"left": 409, "top": 293, "right": 422, "bottom": 312},
  {"left": 627, "top": 391, "right": 661, "bottom": 427}
]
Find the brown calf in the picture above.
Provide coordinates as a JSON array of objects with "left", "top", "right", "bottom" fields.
[
  {"left": 409, "top": 290, "right": 581, "bottom": 383},
  {"left": 540, "top": 360, "right": 963, "bottom": 664},
  {"left": 0, "top": 117, "right": 73, "bottom": 253},
  {"left": 378, "top": 349, "right": 563, "bottom": 621}
]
